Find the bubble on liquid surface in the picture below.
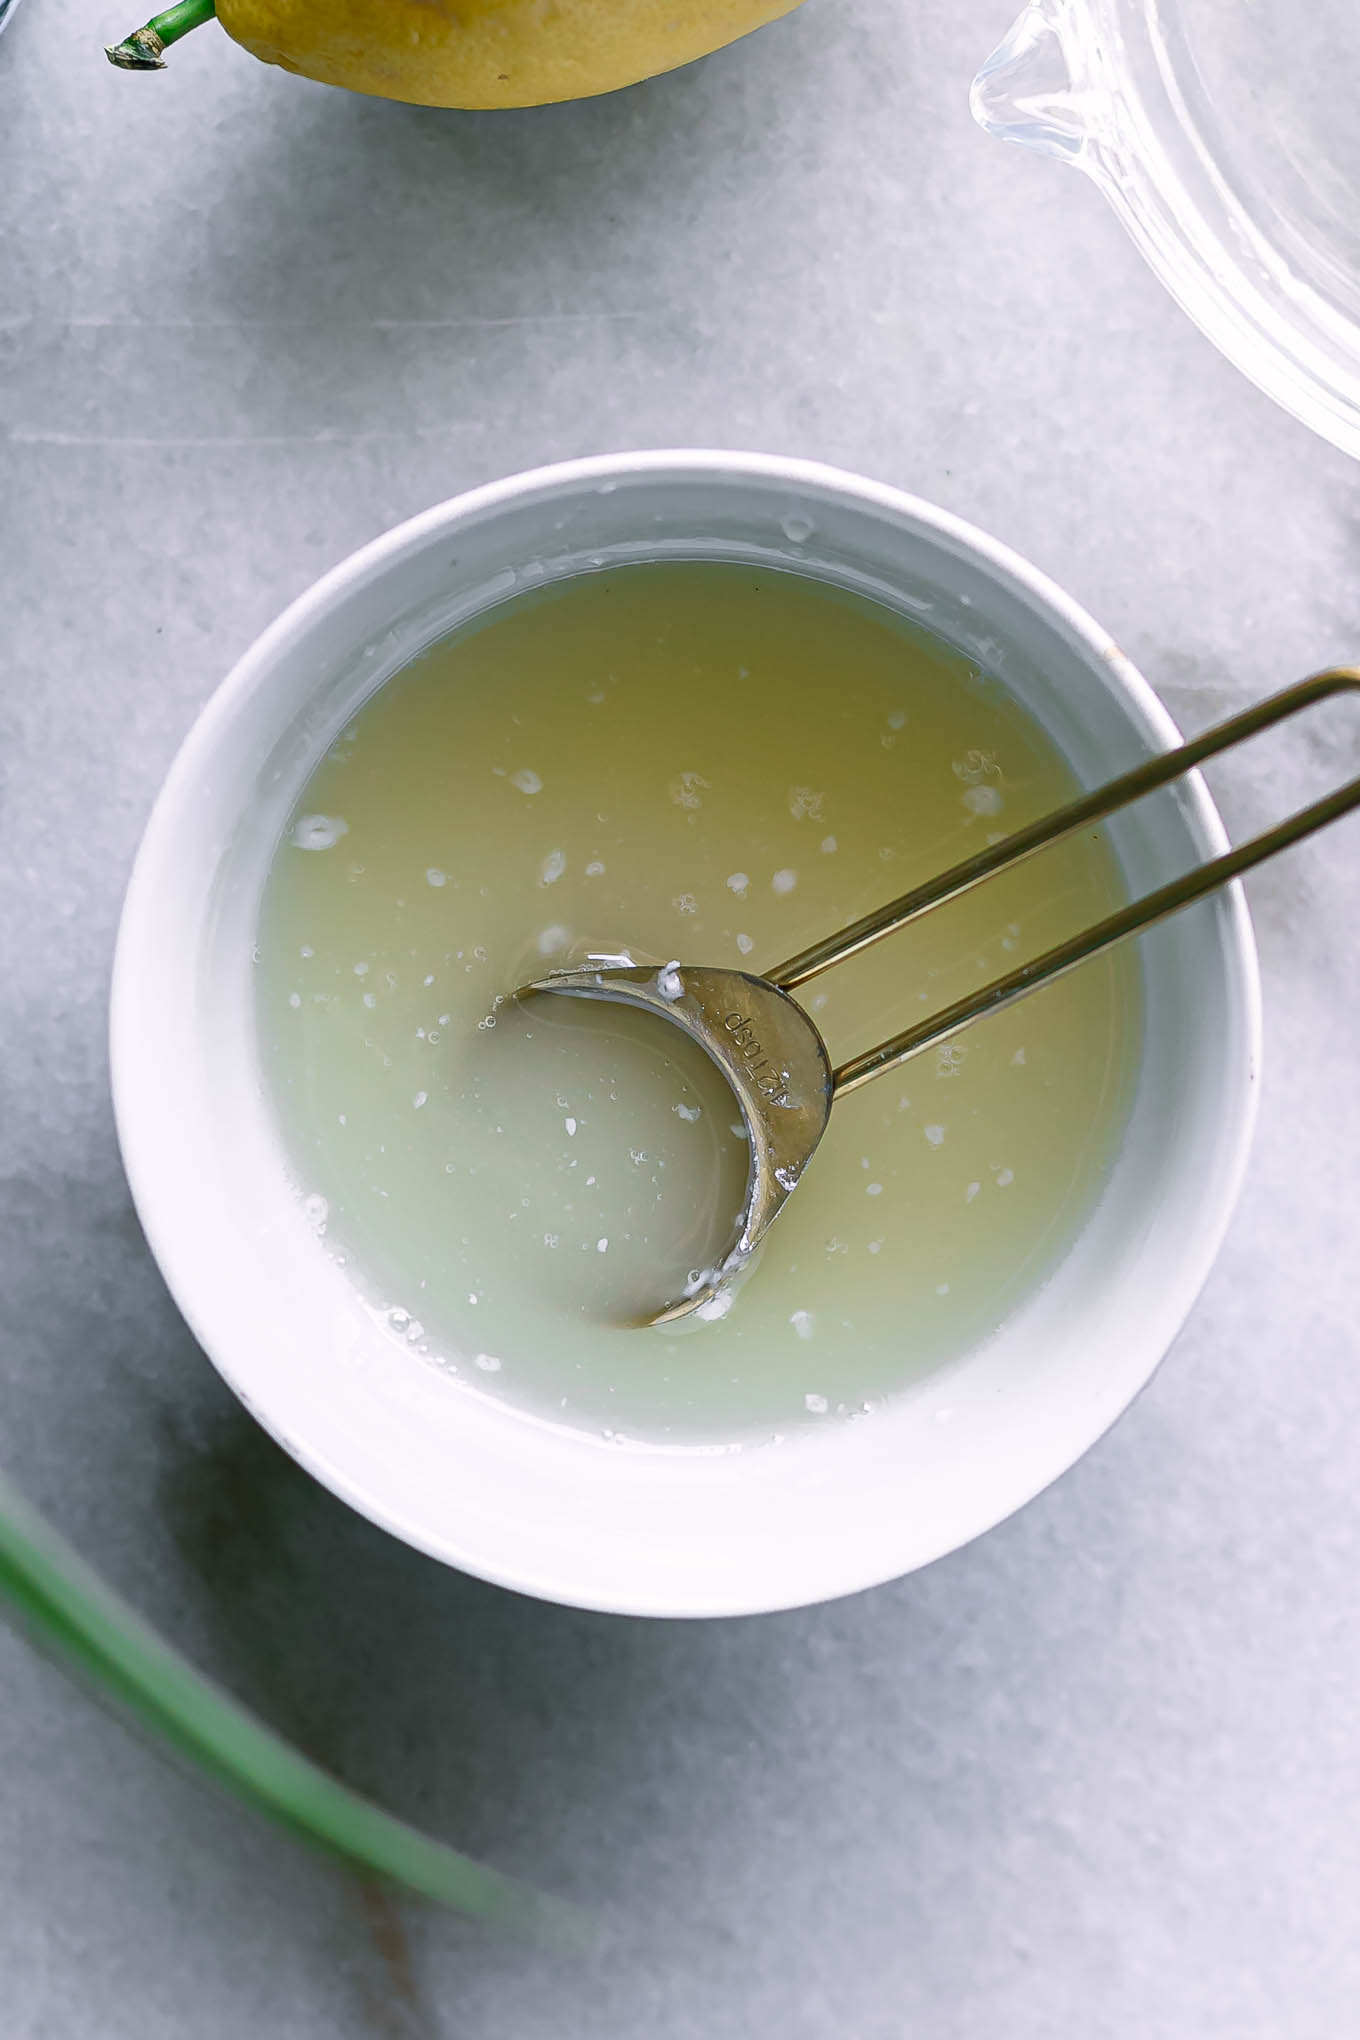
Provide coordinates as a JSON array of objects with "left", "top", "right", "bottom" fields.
[
  {"left": 425, "top": 867, "right": 447, "bottom": 887},
  {"left": 670, "top": 770, "right": 710, "bottom": 811},
  {"left": 781, "top": 514, "right": 814, "bottom": 545},
  {"left": 302, "top": 1192, "right": 329, "bottom": 1232},
  {"left": 293, "top": 814, "right": 348, "bottom": 852},
  {"left": 963, "top": 784, "right": 1004, "bottom": 817}
]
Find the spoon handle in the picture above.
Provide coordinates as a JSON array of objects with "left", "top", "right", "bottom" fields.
[{"left": 830, "top": 668, "right": 1360, "bottom": 1097}]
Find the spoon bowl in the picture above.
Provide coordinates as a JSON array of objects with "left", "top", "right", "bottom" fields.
[{"left": 521, "top": 962, "right": 833, "bottom": 1321}]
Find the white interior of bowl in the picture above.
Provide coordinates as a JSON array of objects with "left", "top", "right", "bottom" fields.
[{"left": 110, "top": 452, "right": 1260, "bottom": 1616}]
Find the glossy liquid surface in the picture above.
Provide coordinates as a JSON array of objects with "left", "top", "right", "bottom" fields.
[{"left": 256, "top": 562, "right": 1140, "bottom": 1444}]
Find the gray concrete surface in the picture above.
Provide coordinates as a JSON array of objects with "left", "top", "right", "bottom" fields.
[{"left": 3, "top": 1, "right": 1360, "bottom": 2033}]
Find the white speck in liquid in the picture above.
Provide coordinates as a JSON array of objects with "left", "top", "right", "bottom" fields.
[
  {"left": 736, "top": 932, "right": 754, "bottom": 956},
  {"left": 293, "top": 814, "right": 348, "bottom": 851},
  {"left": 288, "top": 992, "right": 301, "bottom": 1009},
  {"left": 425, "top": 866, "right": 447, "bottom": 887},
  {"left": 540, "top": 849, "right": 566, "bottom": 886},
  {"left": 997, "top": 1167, "right": 1015, "bottom": 1187},
  {"left": 597, "top": 1237, "right": 609, "bottom": 1253},
  {"left": 965, "top": 1180, "right": 981, "bottom": 1204},
  {"left": 413, "top": 1091, "right": 428, "bottom": 1109},
  {"left": 866, "top": 1182, "right": 883, "bottom": 1196},
  {"left": 510, "top": 768, "right": 543, "bottom": 794},
  {"left": 925, "top": 1124, "right": 945, "bottom": 1146},
  {"left": 936, "top": 1282, "right": 950, "bottom": 1296},
  {"left": 963, "top": 784, "right": 1004, "bottom": 817},
  {"left": 670, "top": 770, "right": 710, "bottom": 810},
  {"left": 537, "top": 924, "right": 570, "bottom": 956},
  {"left": 564, "top": 1117, "right": 577, "bottom": 1136},
  {"left": 353, "top": 961, "right": 369, "bottom": 977},
  {"left": 790, "top": 1310, "right": 815, "bottom": 1342},
  {"left": 788, "top": 786, "right": 824, "bottom": 820},
  {"left": 1012, "top": 1046, "right": 1027, "bottom": 1066},
  {"left": 772, "top": 868, "right": 798, "bottom": 895},
  {"left": 475, "top": 1352, "right": 502, "bottom": 1372},
  {"left": 672, "top": 893, "right": 698, "bottom": 915},
  {"left": 804, "top": 1392, "right": 828, "bottom": 1414},
  {"left": 887, "top": 710, "right": 906, "bottom": 730},
  {"left": 821, "top": 835, "right": 837, "bottom": 854},
  {"left": 302, "top": 1193, "right": 328, "bottom": 1232},
  {"left": 726, "top": 872, "right": 750, "bottom": 896},
  {"left": 657, "top": 962, "right": 685, "bottom": 1000},
  {"left": 674, "top": 1102, "right": 701, "bottom": 1123},
  {"left": 586, "top": 860, "right": 606, "bottom": 877}
]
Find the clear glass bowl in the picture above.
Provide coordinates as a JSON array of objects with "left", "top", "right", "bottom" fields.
[{"left": 973, "top": 0, "right": 1360, "bottom": 459}]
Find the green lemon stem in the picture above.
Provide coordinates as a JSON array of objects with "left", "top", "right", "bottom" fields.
[{"left": 106, "top": 0, "right": 218, "bottom": 69}]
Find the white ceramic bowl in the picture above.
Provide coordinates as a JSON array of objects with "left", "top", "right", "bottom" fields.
[{"left": 111, "top": 452, "right": 1260, "bottom": 1617}]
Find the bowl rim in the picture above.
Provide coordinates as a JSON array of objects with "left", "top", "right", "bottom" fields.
[
  {"left": 971, "top": 0, "right": 1360, "bottom": 462},
  {"left": 110, "top": 449, "right": 1263, "bottom": 1615}
]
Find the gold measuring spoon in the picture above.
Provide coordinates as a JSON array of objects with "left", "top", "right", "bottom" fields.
[{"left": 519, "top": 670, "right": 1360, "bottom": 1325}]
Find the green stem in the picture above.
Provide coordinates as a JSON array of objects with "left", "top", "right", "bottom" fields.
[
  {"left": 0, "top": 1470, "right": 582, "bottom": 1943},
  {"left": 106, "top": 0, "right": 217, "bottom": 70}
]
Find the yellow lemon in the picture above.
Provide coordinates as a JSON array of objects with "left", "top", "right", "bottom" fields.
[{"left": 108, "top": 0, "right": 804, "bottom": 108}]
